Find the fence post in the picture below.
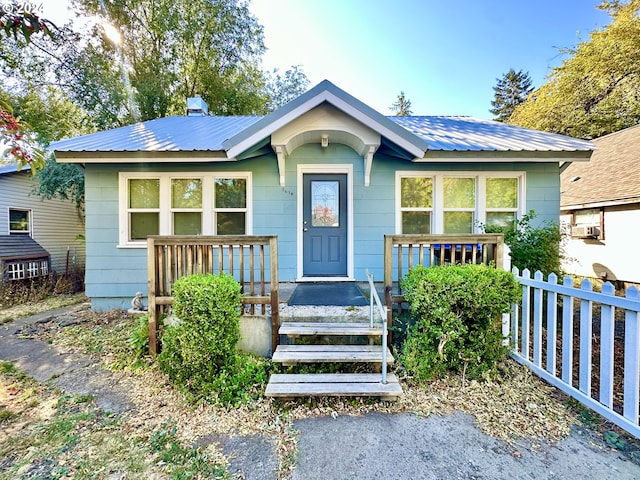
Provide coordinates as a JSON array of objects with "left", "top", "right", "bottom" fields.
[
  {"left": 561, "top": 276, "right": 574, "bottom": 384},
  {"left": 624, "top": 286, "right": 640, "bottom": 422},
  {"left": 147, "top": 237, "right": 158, "bottom": 355},
  {"left": 521, "top": 269, "right": 531, "bottom": 360},
  {"left": 533, "top": 270, "right": 544, "bottom": 366},
  {"left": 579, "top": 279, "right": 593, "bottom": 395},
  {"left": 546, "top": 273, "right": 558, "bottom": 375},
  {"left": 599, "top": 282, "right": 616, "bottom": 408}
]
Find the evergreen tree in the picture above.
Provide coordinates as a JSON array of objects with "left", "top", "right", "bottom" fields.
[
  {"left": 390, "top": 91, "right": 413, "bottom": 116},
  {"left": 490, "top": 69, "right": 533, "bottom": 122}
]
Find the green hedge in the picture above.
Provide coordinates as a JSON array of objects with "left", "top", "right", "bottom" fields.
[
  {"left": 400, "top": 264, "right": 521, "bottom": 381},
  {"left": 158, "top": 273, "right": 244, "bottom": 402}
]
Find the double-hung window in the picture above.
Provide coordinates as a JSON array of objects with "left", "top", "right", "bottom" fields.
[
  {"left": 119, "top": 172, "right": 251, "bottom": 246},
  {"left": 399, "top": 176, "right": 433, "bottom": 234},
  {"left": 397, "top": 172, "right": 524, "bottom": 234}
]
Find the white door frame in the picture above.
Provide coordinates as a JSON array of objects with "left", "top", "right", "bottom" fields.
[{"left": 296, "top": 164, "right": 354, "bottom": 281}]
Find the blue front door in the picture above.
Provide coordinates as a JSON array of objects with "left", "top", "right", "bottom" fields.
[{"left": 302, "top": 174, "right": 347, "bottom": 276}]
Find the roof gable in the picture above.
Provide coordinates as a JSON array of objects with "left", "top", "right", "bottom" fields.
[{"left": 223, "top": 80, "right": 428, "bottom": 160}]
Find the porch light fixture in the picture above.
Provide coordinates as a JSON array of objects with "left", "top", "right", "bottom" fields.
[{"left": 321, "top": 134, "right": 329, "bottom": 148}]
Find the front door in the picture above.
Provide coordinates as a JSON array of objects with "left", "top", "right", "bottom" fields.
[{"left": 302, "top": 174, "right": 347, "bottom": 276}]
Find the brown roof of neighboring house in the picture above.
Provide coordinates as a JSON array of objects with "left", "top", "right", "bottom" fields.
[
  {"left": 561, "top": 124, "right": 640, "bottom": 209},
  {"left": 0, "top": 236, "right": 50, "bottom": 261}
]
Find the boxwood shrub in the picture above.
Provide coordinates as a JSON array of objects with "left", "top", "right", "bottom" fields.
[
  {"left": 158, "top": 273, "right": 247, "bottom": 403},
  {"left": 400, "top": 264, "right": 521, "bottom": 381}
]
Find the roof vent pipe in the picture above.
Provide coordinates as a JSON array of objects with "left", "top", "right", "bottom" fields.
[{"left": 187, "top": 95, "right": 208, "bottom": 116}]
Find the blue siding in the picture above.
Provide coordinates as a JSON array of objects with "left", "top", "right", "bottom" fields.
[{"left": 85, "top": 151, "right": 561, "bottom": 310}]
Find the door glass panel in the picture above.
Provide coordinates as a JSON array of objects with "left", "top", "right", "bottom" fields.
[
  {"left": 402, "top": 211, "right": 431, "bottom": 234},
  {"left": 444, "top": 178, "right": 475, "bottom": 208},
  {"left": 401, "top": 177, "right": 432, "bottom": 208},
  {"left": 311, "top": 181, "right": 339, "bottom": 227},
  {"left": 444, "top": 211, "right": 473, "bottom": 233},
  {"left": 486, "top": 178, "right": 517, "bottom": 208},
  {"left": 172, "top": 179, "right": 202, "bottom": 208},
  {"left": 129, "top": 179, "right": 159, "bottom": 208},
  {"left": 174, "top": 212, "right": 202, "bottom": 235}
]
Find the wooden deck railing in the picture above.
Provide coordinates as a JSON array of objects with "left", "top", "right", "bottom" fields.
[
  {"left": 147, "top": 235, "right": 279, "bottom": 355},
  {"left": 383, "top": 234, "right": 505, "bottom": 323}
]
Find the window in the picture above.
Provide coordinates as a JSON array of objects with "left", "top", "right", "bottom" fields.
[
  {"left": 4, "top": 259, "right": 48, "bottom": 280},
  {"left": 485, "top": 177, "right": 518, "bottom": 229},
  {"left": 119, "top": 172, "right": 252, "bottom": 246},
  {"left": 397, "top": 172, "right": 524, "bottom": 234},
  {"left": 443, "top": 177, "right": 475, "bottom": 233},
  {"left": 9, "top": 209, "right": 31, "bottom": 235},
  {"left": 399, "top": 176, "right": 432, "bottom": 234}
]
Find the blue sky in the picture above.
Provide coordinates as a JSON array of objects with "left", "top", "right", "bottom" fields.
[{"left": 45, "top": 0, "right": 612, "bottom": 119}]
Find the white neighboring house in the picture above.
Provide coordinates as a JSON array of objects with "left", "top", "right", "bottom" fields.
[
  {"left": 0, "top": 164, "right": 85, "bottom": 281},
  {"left": 560, "top": 124, "right": 640, "bottom": 286}
]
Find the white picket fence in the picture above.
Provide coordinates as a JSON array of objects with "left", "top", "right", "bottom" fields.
[{"left": 507, "top": 268, "right": 640, "bottom": 438}]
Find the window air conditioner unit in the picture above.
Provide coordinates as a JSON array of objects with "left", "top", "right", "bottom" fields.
[{"left": 572, "top": 225, "right": 599, "bottom": 238}]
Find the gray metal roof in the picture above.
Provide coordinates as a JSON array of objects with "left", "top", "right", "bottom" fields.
[
  {"left": 0, "top": 235, "right": 49, "bottom": 261},
  {"left": 0, "top": 164, "right": 31, "bottom": 175},
  {"left": 50, "top": 80, "right": 594, "bottom": 156},
  {"left": 52, "top": 115, "right": 261, "bottom": 153},
  {"left": 390, "top": 116, "right": 594, "bottom": 152}
]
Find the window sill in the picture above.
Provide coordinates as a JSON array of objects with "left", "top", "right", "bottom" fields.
[{"left": 117, "top": 243, "right": 147, "bottom": 249}]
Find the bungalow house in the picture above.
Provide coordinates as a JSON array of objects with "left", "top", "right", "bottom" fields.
[
  {"left": 51, "top": 80, "right": 594, "bottom": 311},
  {"left": 560, "top": 124, "right": 640, "bottom": 286},
  {"left": 0, "top": 164, "right": 85, "bottom": 281}
]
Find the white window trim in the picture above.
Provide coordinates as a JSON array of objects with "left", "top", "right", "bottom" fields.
[
  {"left": 118, "top": 172, "right": 253, "bottom": 248},
  {"left": 8, "top": 208, "right": 32, "bottom": 236},
  {"left": 396, "top": 171, "right": 526, "bottom": 234}
]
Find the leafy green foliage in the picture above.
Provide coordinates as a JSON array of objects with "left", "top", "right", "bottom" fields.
[
  {"left": 158, "top": 274, "right": 270, "bottom": 405},
  {"left": 490, "top": 68, "right": 533, "bottom": 122},
  {"left": 0, "top": 9, "right": 55, "bottom": 43},
  {"left": 264, "top": 65, "right": 310, "bottom": 111},
  {"left": 148, "top": 420, "right": 227, "bottom": 478},
  {"left": 33, "top": 159, "right": 85, "bottom": 215},
  {"left": 128, "top": 314, "right": 149, "bottom": 360},
  {"left": 482, "top": 210, "right": 562, "bottom": 277},
  {"left": 400, "top": 264, "right": 521, "bottom": 381},
  {"left": 510, "top": 0, "right": 640, "bottom": 138}
]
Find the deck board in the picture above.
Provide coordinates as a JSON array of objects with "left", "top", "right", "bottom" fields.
[
  {"left": 265, "top": 373, "right": 402, "bottom": 398},
  {"left": 279, "top": 322, "right": 382, "bottom": 336},
  {"left": 272, "top": 345, "right": 394, "bottom": 364}
]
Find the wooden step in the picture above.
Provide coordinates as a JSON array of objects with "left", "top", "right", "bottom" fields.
[
  {"left": 272, "top": 344, "right": 394, "bottom": 365},
  {"left": 265, "top": 373, "right": 402, "bottom": 399},
  {"left": 279, "top": 321, "right": 382, "bottom": 336}
]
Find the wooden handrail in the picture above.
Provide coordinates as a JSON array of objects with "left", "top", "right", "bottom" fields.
[
  {"left": 383, "top": 233, "right": 505, "bottom": 329},
  {"left": 147, "top": 235, "right": 279, "bottom": 355}
]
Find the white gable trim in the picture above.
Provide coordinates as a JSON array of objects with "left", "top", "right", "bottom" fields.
[{"left": 225, "top": 90, "right": 426, "bottom": 161}]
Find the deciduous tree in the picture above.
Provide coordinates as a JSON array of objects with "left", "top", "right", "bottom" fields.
[{"left": 510, "top": 0, "right": 640, "bottom": 138}]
